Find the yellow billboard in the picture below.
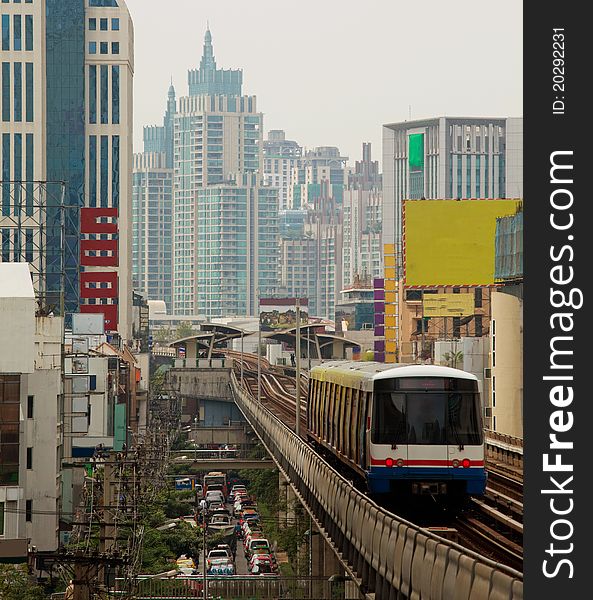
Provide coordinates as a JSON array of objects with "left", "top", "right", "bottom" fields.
[
  {"left": 404, "top": 199, "right": 521, "bottom": 286},
  {"left": 423, "top": 293, "right": 474, "bottom": 317}
]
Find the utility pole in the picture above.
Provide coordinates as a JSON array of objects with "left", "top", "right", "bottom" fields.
[
  {"left": 240, "top": 330, "right": 244, "bottom": 388},
  {"left": 295, "top": 298, "right": 301, "bottom": 436},
  {"left": 202, "top": 504, "right": 208, "bottom": 600}
]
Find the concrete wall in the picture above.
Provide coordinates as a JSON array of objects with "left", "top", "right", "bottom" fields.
[
  {"left": 169, "top": 368, "right": 232, "bottom": 402},
  {"left": 23, "top": 317, "right": 63, "bottom": 551},
  {"left": 0, "top": 297, "right": 35, "bottom": 373},
  {"left": 491, "top": 291, "right": 523, "bottom": 437},
  {"left": 189, "top": 427, "right": 250, "bottom": 445}
]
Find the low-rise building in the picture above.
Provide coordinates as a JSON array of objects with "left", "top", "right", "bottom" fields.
[{"left": 0, "top": 264, "right": 62, "bottom": 558}]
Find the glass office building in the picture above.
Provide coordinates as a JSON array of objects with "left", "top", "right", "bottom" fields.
[{"left": 0, "top": 0, "right": 134, "bottom": 338}]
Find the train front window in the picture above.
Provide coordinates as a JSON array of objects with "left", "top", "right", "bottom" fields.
[
  {"left": 372, "top": 378, "right": 482, "bottom": 446},
  {"left": 407, "top": 394, "right": 446, "bottom": 444},
  {"left": 447, "top": 392, "right": 483, "bottom": 445},
  {"left": 373, "top": 393, "right": 407, "bottom": 444}
]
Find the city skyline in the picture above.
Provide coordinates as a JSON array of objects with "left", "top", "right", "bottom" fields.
[{"left": 126, "top": 0, "right": 523, "bottom": 162}]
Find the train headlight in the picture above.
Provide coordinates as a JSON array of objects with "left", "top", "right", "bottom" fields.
[
  {"left": 396, "top": 458, "right": 404, "bottom": 467},
  {"left": 385, "top": 458, "right": 394, "bottom": 467},
  {"left": 462, "top": 458, "right": 471, "bottom": 468},
  {"left": 452, "top": 459, "right": 460, "bottom": 468}
]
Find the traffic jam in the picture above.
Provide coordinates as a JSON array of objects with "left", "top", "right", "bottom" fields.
[{"left": 177, "top": 471, "right": 279, "bottom": 577}]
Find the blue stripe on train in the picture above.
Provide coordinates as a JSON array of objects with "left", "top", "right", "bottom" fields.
[{"left": 367, "top": 466, "right": 487, "bottom": 495}]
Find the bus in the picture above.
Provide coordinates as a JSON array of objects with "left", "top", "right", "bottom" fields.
[{"left": 203, "top": 471, "right": 228, "bottom": 498}]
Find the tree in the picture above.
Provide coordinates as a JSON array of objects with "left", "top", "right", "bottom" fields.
[
  {"left": 0, "top": 565, "right": 46, "bottom": 600},
  {"left": 174, "top": 322, "right": 196, "bottom": 340},
  {"left": 443, "top": 351, "right": 464, "bottom": 369}
]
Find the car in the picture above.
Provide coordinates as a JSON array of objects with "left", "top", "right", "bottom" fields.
[
  {"left": 208, "top": 501, "right": 224, "bottom": 511},
  {"left": 213, "top": 544, "right": 233, "bottom": 560},
  {"left": 207, "top": 558, "right": 235, "bottom": 575},
  {"left": 245, "top": 538, "right": 271, "bottom": 560},
  {"left": 248, "top": 553, "right": 278, "bottom": 574},
  {"left": 205, "top": 490, "right": 225, "bottom": 506},
  {"left": 194, "top": 484, "right": 204, "bottom": 497},
  {"left": 206, "top": 549, "right": 233, "bottom": 570}
]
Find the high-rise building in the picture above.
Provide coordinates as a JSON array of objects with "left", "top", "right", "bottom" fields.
[
  {"left": 288, "top": 146, "right": 347, "bottom": 209},
  {"left": 278, "top": 180, "right": 342, "bottom": 321},
  {"left": 278, "top": 146, "right": 347, "bottom": 321},
  {"left": 193, "top": 173, "right": 278, "bottom": 319},
  {"left": 0, "top": 0, "right": 134, "bottom": 339},
  {"left": 132, "top": 152, "right": 173, "bottom": 310},
  {"left": 173, "top": 28, "right": 268, "bottom": 316},
  {"left": 133, "top": 86, "right": 176, "bottom": 310},
  {"left": 382, "top": 116, "right": 523, "bottom": 253},
  {"left": 342, "top": 188, "right": 382, "bottom": 289},
  {"left": 263, "top": 129, "right": 302, "bottom": 211},
  {"left": 342, "top": 143, "right": 382, "bottom": 290},
  {"left": 347, "top": 142, "right": 381, "bottom": 190}
]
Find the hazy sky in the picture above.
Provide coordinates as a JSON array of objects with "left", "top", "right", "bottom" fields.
[{"left": 125, "top": 0, "right": 522, "bottom": 164}]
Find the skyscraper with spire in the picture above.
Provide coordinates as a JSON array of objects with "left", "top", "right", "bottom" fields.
[{"left": 172, "top": 28, "right": 277, "bottom": 317}]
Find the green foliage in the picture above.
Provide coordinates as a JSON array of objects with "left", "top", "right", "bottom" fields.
[
  {"left": 238, "top": 468, "right": 279, "bottom": 510},
  {"left": 174, "top": 322, "right": 196, "bottom": 341},
  {"left": 443, "top": 350, "right": 464, "bottom": 369},
  {"left": 0, "top": 565, "right": 46, "bottom": 600},
  {"left": 140, "top": 528, "right": 175, "bottom": 574}
]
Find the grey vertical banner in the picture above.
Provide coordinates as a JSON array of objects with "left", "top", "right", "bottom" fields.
[{"left": 524, "top": 4, "right": 590, "bottom": 597}]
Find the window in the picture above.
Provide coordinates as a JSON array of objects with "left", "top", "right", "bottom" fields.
[
  {"left": 26, "top": 499, "right": 32, "bottom": 522},
  {"left": 100, "top": 18, "right": 108, "bottom": 31},
  {"left": 111, "top": 65, "right": 119, "bottom": 123},
  {"left": 27, "top": 395, "right": 33, "bottom": 418},
  {"left": 474, "top": 287, "right": 482, "bottom": 308},
  {"left": 14, "top": 63, "right": 22, "bottom": 122},
  {"left": 111, "top": 18, "right": 120, "bottom": 30},
  {"left": 1, "top": 63, "right": 9, "bottom": 122},
  {"left": 13, "top": 15, "right": 21, "bottom": 50},
  {"left": 2, "top": 15, "right": 9, "bottom": 51},
  {"left": 0, "top": 375, "right": 20, "bottom": 485},
  {"left": 112, "top": 135, "right": 119, "bottom": 207},
  {"left": 89, "top": 65, "right": 96, "bottom": 124},
  {"left": 89, "top": 18, "right": 96, "bottom": 30},
  {"left": 0, "top": 501, "right": 4, "bottom": 535},
  {"left": 100, "top": 65, "right": 108, "bottom": 124},
  {"left": 25, "top": 15, "right": 33, "bottom": 51},
  {"left": 88, "top": 41, "right": 97, "bottom": 54},
  {"left": 100, "top": 135, "right": 108, "bottom": 206},
  {"left": 26, "top": 447, "right": 32, "bottom": 469},
  {"left": 111, "top": 41, "right": 119, "bottom": 54},
  {"left": 89, "top": 135, "right": 97, "bottom": 207},
  {"left": 100, "top": 41, "right": 108, "bottom": 54}
]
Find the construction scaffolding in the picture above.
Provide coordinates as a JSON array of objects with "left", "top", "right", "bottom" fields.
[{"left": 0, "top": 180, "right": 79, "bottom": 316}]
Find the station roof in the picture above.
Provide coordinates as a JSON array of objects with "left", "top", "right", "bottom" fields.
[
  {"left": 263, "top": 325, "right": 359, "bottom": 350},
  {"left": 169, "top": 322, "right": 246, "bottom": 348}
]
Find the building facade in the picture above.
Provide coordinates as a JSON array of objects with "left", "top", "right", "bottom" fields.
[
  {"left": 0, "top": 0, "right": 134, "bottom": 340},
  {"left": 382, "top": 116, "right": 523, "bottom": 252},
  {"left": 263, "top": 129, "right": 302, "bottom": 211},
  {"left": 132, "top": 152, "right": 173, "bottom": 310},
  {"left": 172, "top": 28, "right": 266, "bottom": 316},
  {"left": 193, "top": 173, "right": 278, "bottom": 319},
  {"left": 0, "top": 264, "right": 62, "bottom": 559}
]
